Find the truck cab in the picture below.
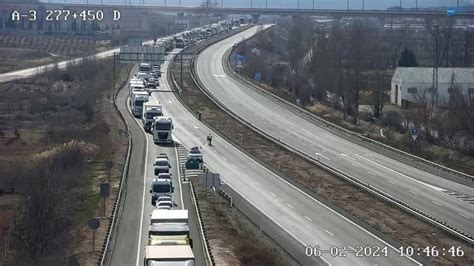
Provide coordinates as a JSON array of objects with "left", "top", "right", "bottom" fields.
[
  {"left": 143, "top": 103, "right": 163, "bottom": 132},
  {"left": 152, "top": 117, "right": 173, "bottom": 144},
  {"left": 131, "top": 91, "right": 149, "bottom": 118},
  {"left": 143, "top": 245, "right": 194, "bottom": 266}
]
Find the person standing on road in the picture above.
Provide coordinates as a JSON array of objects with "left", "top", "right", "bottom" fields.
[{"left": 207, "top": 133, "right": 213, "bottom": 146}]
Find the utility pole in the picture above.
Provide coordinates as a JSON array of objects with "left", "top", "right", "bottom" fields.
[
  {"left": 180, "top": 53, "right": 183, "bottom": 90},
  {"left": 416, "top": 0, "right": 418, "bottom": 10},
  {"left": 251, "top": 0, "right": 253, "bottom": 9},
  {"left": 432, "top": 24, "right": 439, "bottom": 99},
  {"left": 312, "top": 0, "right": 315, "bottom": 10},
  {"left": 297, "top": 0, "right": 300, "bottom": 9},
  {"left": 266, "top": 0, "right": 268, "bottom": 9},
  {"left": 346, "top": 0, "right": 349, "bottom": 10},
  {"left": 362, "top": 0, "right": 364, "bottom": 10},
  {"left": 400, "top": 0, "right": 402, "bottom": 8}
]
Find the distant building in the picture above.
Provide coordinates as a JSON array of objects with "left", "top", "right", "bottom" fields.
[{"left": 391, "top": 67, "right": 474, "bottom": 108}]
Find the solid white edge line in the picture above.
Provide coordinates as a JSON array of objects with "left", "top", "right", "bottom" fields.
[
  {"left": 195, "top": 29, "right": 422, "bottom": 266},
  {"left": 126, "top": 90, "right": 149, "bottom": 266},
  {"left": 174, "top": 142, "right": 185, "bottom": 208}
]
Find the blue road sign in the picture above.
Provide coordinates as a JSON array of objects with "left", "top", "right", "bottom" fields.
[
  {"left": 253, "top": 72, "right": 262, "bottom": 81},
  {"left": 447, "top": 8, "right": 455, "bottom": 16},
  {"left": 235, "top": 54, "right": 247, "bottom": 63},
  {"left": 411, "top": 127, "right": 418, "bottom": 136}
]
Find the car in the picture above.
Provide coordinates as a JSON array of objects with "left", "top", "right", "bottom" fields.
[
  {"left": 187, "top": 146, "right": 203, "bottom": 162},
  {"left": 157, "top": 173, "right": 171, "bottom": 180},
  {"left": 156, "top": 200, "right": 174, "bottom": 209},
  {"left": 157, "top": 153, "right": 168, "bottom": 160},
  {"left": 154, "top": 158, "right": 170, "bottom": 175},
  {"left": 156, "top": 205, "right": 171, "bottom": 210},
  {"left": 157, "top": 196, "right": 172, "bottom": 203}
]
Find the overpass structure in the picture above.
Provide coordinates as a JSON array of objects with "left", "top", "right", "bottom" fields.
[{"left": 10, "top": 2, "right": 474, "bottom": 19}]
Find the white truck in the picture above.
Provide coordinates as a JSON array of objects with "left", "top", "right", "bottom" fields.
[
  {"left": 139, "top": 62, "right": 152, "bottom": 72},
  {"left": 152, "top": 116, "right": 173, "bottom": 144},
  {"left": 142, "top": 103, "right": 163, "bottom": 132},
  {"left": 131, "top": 91, "right": 149, "bottom": 117},
  {"left": 143, "top": 245, "right": 195, "bottom": 266}
]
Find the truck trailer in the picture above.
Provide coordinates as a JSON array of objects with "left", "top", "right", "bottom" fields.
[
  {"left": 143, "top": 245, "right": 194, "bottom": 266},
  {"left": 142, "top": 103, "right": 163, "bottom": 132},
  {"left": 131, "top": 91, "right": 150, "bottom": 118}
]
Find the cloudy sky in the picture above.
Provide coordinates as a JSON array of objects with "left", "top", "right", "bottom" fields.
[{"left": 42, "top": 0, "right": 471, "bottom": 10}]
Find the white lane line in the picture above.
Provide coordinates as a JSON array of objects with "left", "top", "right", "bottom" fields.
[
  {"left": 432, "top": 201, "right": 443, "bottom": 206},
  {"left": 354, "top": 154, "right": 446, "bottom": 192},
  {"left": 341, "top": 153, "right": 356, "bottom": 161},
  {"left": 270, "top": 192, "right": 276, "bottom": 197},
  {"left": 286, "top": 203, "right": 294, "bottom": 209},
  {"left": 409, "top": 190, "right": 418, "bottom": 195},
  {"left": 174, "top": 143, "right": 185, "bottom": 208},
  {"left": 315, "top": 153, "right": 330, "bottom": 160},
  {"left": 459, "top": 212, "right": 472, "bottom": 219},
  {"left": 222, "top": 157, "right": 227, "bottom": 161},
  {"left": 388, "top": 180, "right": 396, "bottom": 185},
  {"left": 192, "top": 124, "right": 199, "bottom": 129},
  {"left": 368, "top": 171, "right": 377, "bottom": 176},
  {"left": 128, "top": 94, "right": 150, "bottom": 266},
  {"left": 255, "top": 182, "right": 261, "bottom": 187},
  {"left": 304, "top": 215, "right": 312, "bottom": 222},
  {"left": 324, "top": 229, "right": 334, "bottom": 236}
]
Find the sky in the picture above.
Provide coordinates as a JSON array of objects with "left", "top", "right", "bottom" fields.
[{"left": 42, "top": 0, "right": 473, "bottom": 10}]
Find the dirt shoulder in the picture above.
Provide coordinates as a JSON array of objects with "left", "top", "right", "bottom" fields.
[
  {"left": 0, "top": 58, "right": 130, "bottom": 265},
  {"left": 168, "top": 35, "right": 474, "bottom": 265}
]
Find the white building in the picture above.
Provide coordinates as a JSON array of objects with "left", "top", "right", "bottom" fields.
[{"left": 391, "top": 67, "right": 474, "bottom": 108}]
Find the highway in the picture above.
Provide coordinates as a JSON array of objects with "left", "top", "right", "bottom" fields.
[
  {"left": 110, "top": 63, "right": 205, "bottom": 266},
  {"left": 147, "top": 53, "right": 419, "bottom": 264},
  {"left": 195, "top": 26, "right": 474, "bottom": 237},
  {"left": 0, "top": 30, "right": 420, "bottom": 265}
]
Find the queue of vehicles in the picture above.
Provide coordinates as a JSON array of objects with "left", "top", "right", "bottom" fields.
[{"left": 134, "top": 22, "right": 237, "bottom": 264}]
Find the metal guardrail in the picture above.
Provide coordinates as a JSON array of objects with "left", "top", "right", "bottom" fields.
[
  {"left": 189, "top": 182, "right": 215, "bottom": 266},
  {"left": 226, "top": 48, "right": 474, "bottom": 183},
  {"left": 185, "top": 30, "right": 474, "bottom": 244},
  {"left": 99, "top": 65, "right": 134, "bottom": 266}
]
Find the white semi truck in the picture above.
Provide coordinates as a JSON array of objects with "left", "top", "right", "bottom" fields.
[
  {"left": 142, "top": 103, "right": 163, "bottom": 132},
  {"left": 143, "top": 245, "right": 194, "bottom": 266},
  {"left": 131, "top": 91, "right": 149, "bottom": 117},
  {"left": 152, "top": 116, "right": 173, "bottom": 144},
  {"left": 150, "top": 209, "right": 188, "bottom": 224}
]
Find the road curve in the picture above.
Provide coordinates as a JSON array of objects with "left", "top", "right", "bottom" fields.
[
  {"left": 160, "top": 54, "right": 418, "bottom": 264},
  {"left": 195, "top": 26, "right": 474, "bottom": 237}
]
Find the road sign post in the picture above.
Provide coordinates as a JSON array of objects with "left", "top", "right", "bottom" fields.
[{"left": 88, "top": 218, "right": 100, "bottom": 252}]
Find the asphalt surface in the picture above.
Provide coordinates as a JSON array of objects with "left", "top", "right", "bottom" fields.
[
  {"left": 109, "top": 62, "right": 205, "bottom": 266},
  {"left": 195, "top": 26, "right": 474, "bottom": 237},
  {"left": 157, "top": 53, "right": 419, "bottom": 265}
]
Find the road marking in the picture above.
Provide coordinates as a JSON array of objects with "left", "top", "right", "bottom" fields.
[
  {"left": 354, "top": 154, "right": 445, "bottom": 192},
  {"left": 222, "top": 157, "right": 227, "bottom": 161},
  {"left": 213, "top": 74, "right": 226, "bottom": 77},
  {"left": 192, "top": 124, "right": 199, "bottom": 129},
  {"left": 432, "top": 201, "right": 443, "bottom": 206},
  {"left": 341, "top": 153, "right": 356, "bottom": 161},
  {"left": 270, "top": 192, "right": 276, "bottom": 197},
  {"left": 388, "top": 180, "right": 396, "bottom": 185},
  {"left": 127, "top": 93, "right": 150, "bottom": 266},
  {"left": 368, "top": 171, "right": 377, "bottom": 176},
  {"left": 459, "top": 212, "right": 472, "bottom": 219},
  {"left": 409, "top": 190, "right": 418, "bottom": 195},
  {"left": 304, "top": 215, "right": 312, "bottom": 222},
  {"left": 168, "top": 99, "right": 173, "bottom": 104},
  {"left": 324, "top": 229, "right": 334, "bottom": 236},
  {"left": 255, "top": 182, "right": 261, "bottom": 187},
  {"left": 315, "top": 153, "right": 330, "bottom": 160},
  {"left": 286, "top": 203, "right": 294, "bottom": 209}
]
